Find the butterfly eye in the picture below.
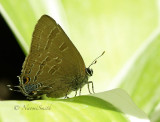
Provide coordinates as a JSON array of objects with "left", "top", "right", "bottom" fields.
[
  {"left": 23, "top": 77, "right": 30, "bottom": 84},
  {"left": 86, "top": 68, "right": 93, "bottom": 76}
]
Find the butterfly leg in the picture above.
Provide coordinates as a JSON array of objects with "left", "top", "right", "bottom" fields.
[
  {"left": 87, "top": 81, "right": 95, "bottom": 94},
  {"left": 90, "top": 81, "right": 95, "bottom": 94},
  {"left": 64, "top": 88, "right": 70, "bottom": 99},
  {"left": 74, "top": 90, "right": 77, "bottom": 97},
  {"left": 79, "top": 87, "right": 82, "bottom": 96},
  {"left": 64, "top": 94, "right": 69, "bottom": 99},
  {"left": 87, "top": 82, "right": 92, "bottom": 94}
]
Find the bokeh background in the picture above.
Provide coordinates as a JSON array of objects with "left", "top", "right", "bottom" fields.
[{"left": 0, "top": 0, "right": 160, "bottom": 121}]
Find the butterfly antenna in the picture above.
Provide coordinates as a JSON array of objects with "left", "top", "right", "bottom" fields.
[{"left": 88, "top": 51, "right": 105, "bottom": 68}]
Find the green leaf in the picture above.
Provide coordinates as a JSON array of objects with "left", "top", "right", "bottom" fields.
[
  {"left": 119, "top": 30, "right": 160, "bottom": 121},
  {"left": 107, "top": 1, "right": 160, "bottom": 121},
  {"left": 0, "top": 89, "right": 149, "bottom": 122}
]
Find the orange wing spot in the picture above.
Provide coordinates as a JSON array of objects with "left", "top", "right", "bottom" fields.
[{"left": 24, "top": 77, "right": 30, "bottom": 84}]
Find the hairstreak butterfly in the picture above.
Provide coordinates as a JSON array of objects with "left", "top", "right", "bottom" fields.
[{"left": 8, "top": 15, "right": 105, "bottom": 99}]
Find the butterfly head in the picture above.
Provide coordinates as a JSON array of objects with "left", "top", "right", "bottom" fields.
[{"left": 86, "top": 68, "right": 93, "bottom": 76}]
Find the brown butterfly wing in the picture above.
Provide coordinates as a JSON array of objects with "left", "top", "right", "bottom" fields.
[{"left": 20, "top": 15, "right": 86, "bottom": 98}]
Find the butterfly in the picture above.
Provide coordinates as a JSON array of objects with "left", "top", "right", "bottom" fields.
[{"left": 8, "top": 15, "right": 104, "bottom": 100}]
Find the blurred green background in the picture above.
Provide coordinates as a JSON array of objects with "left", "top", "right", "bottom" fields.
[{"left": 0, "top": 0, "right": 160, "bottom": 121}]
